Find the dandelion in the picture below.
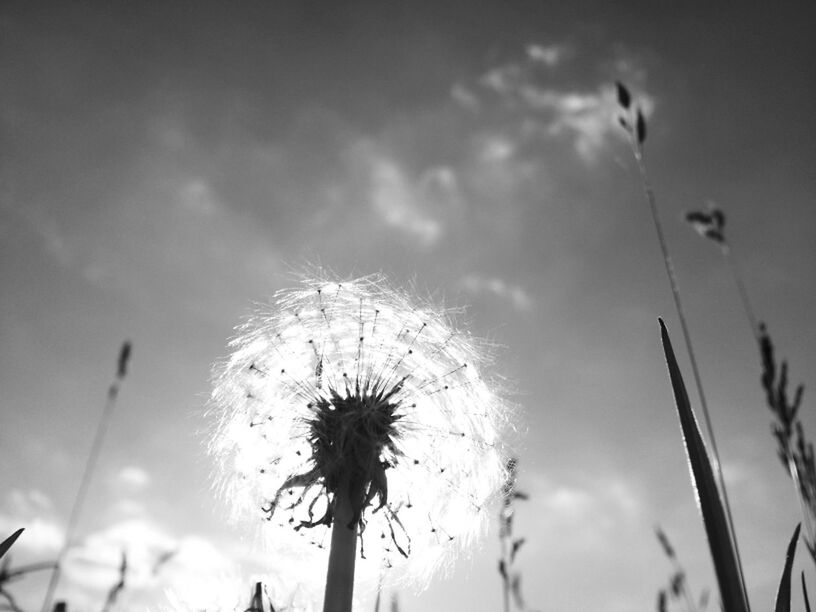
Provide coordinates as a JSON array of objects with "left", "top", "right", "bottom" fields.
[{"left": 209, "top": 272, "right": 510, "bottom": 611}]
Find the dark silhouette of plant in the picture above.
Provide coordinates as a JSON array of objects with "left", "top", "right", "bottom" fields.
[
  {"left": 42, "top": 342, "right": 133, "bottom": 612},
  {"left": 209, "top": 273, "right": 510, "bottom": 612},
  {"left": 100, "top": 552, "right": 127, "bottom": 612},
  {"left": 654, "top": 526, "right": 709, "bottom": 612},
  {"left": 498, "top": 458, "right": 532, "bottom": 612},
  {"left": 244, "top": 582, "right": 275, "bottom": 612},
  {"left": 684, "top": 203, "right": 816, "bottom": 564},
  {"left": 615, "top": 81, "right": 748, "bottom": 603}
]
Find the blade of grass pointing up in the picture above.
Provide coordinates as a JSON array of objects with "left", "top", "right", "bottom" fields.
[
  {"left": 802, "top": 572, "right": 811, "bottom": 612},
  {"left": 774, "top": 524, "right": 800, "bottom": 612},
  {"left": 0, "top": 529, "right": 23, "bottom": 561},
  {"left": 659, "top": 319, "right": 750, "bottom": 612}
]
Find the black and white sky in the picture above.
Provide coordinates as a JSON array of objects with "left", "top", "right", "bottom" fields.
[{"left": 1, "top": 2, "right": 815, "bottom": 611}]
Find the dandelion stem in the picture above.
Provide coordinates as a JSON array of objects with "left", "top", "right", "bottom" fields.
[
  {"left": 323, "top": 481, "right": 359, "bottom": 612},
  {"left": 632, "top": 150, "right": 750, "bottom": 609}
]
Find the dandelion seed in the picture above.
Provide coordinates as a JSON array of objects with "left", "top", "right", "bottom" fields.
[{"left": 209, "top": 272, "right": 510, "bottom": 609}]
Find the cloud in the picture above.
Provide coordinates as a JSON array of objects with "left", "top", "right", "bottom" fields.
[
  {"left": 56, "top": 518, "right": 265, "bottom": 611},
  {"left": 47, "top": 514, "right": 325, "bottom": 611},
  {"left": 525, "top": 470, "right": 645, "bottom": 553},
  {"left": 479, "top": 63, "right": 524, "bottom": 98},
  {"left": 463, "top": 43, "right": 655, "bottom": 163},
  {"left": 526, "top": 43, "right": 568, "bottom": 67},
  {"left": 0, "top": 489, "right": 64, "bottom": 553},
  {"left": 514, "top": 84, "right": 651, "bottom": 162},
  {"left": 459, "top": 274, "right": 533, "bottom": 312},
  {"left": 369, "top": 158, "right": 443, "bottom": 247},
  {"left": 114, "top": 465, "right": 151, "bottom": 491},
  {"left": 476, "top": 135, "right": 516, "bottom": 162},
  {"left": 348, "top": 142, "right": 465, "bottom": 249},
  {"left": 450, "top": 83, "right": 480, "bottom": 112},
  {"left": 7, "top": 488, "right": 54, "bottom": 515},
  {"left": 0, "top": 516, "right": 63, "bottom": 553},
  {"left": 521, "top": 87, "right": 623, "bottom": 162}
]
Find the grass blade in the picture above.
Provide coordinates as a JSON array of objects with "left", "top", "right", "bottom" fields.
[
  {"left": 774, "top": 524, "right": 801, "bottom": 612},
  {"left": 659, "top": 318, "right": 750, "bottom": 612},
  {"left": 0, "top": 529, "right": 24, "bottom": 561},
  {"left": 803, "top": 572, "right": 811, "bottom": 612}
]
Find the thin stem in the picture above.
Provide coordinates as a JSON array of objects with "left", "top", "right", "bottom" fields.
[
  {"left": 788, "top": 457, "right": 816, "bottom": 551},
  {"left": 500, "top": 534, "right": 510, "bottom": 612},
  {"left": 3, "top": 561, "right": 56, "bottom": 581},
  {"left": 323, "top": 483, "right": 359, "bottom": 612},
  {"left": 0, "top": 588, "right": 22, "bottom": 612},
  {"left": 725, "top": 239, "right": 816, "bottom": 561},
  {"left": 674, "top": 561, "right": 699, "bottom": 612},
  {"left": 725, "top": 243, "right": 816, "bottom": 553},
  {"left": 632, "top": 148, "right": 750, "bottom": 609},
  {"left": 721, "top": 245, "right": 760, "bottom": 341},
  {"left": 41, "top": 381, "right": 123, "bottom": 612}
]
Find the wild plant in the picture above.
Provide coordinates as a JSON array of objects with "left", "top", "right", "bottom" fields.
[
  {"left": 654, "top": 526, "right": 709, "bottom": 612},
  {"left": 497, "top": 458, "right": 532, "bottom": 612},
  {"left": 37, "top": 342, "right": 132, "bottom": 612},
  {"left": 208, "top": 272, "right": 511, "bottom": 612},
  {"left": 614, "top": 81, "right": 750, "bottom": 605},
  {"left": 684, "top": 204, "right": 816, "bottom": 564}
]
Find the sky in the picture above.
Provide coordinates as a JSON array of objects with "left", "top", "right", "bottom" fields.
[{"left": 1, "top": 1, "right": 815, "bottom": 611}]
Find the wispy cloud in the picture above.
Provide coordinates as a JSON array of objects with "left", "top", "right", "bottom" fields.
[
  {"left": 450, "top": 83, "right": 480, "bottom": 113},
  {"left": 348, "top": 141, "right": 465, "bottom": 249},
  {"left": 369, "top": 157, "right": 443, "bottom": 247},
  {"left": 0, "top": 516, "right": 63, "bottom": 554},
  {"left": 526, "top": 43, "right": 569, "bottom": 68},
  {"left": 0, "top": 489, "right": 64, "bottom": 553},
  {"left": 55, "top": 517, "right": 284, "bottom": 611},
  {"left": 459, "top": 274, "right": 533, "bottom": 312},
  {"left": 114, "top": 466, "right": 151, "bottom": 491},
  {"left": 526, "top": 470, "right": 646, "bottom": 553},
  {"left": 454, "top": 42, "right": 655, "bottom": 163},
  {"left": 519, "top": 87, "right": 627, "bottom": 162}
]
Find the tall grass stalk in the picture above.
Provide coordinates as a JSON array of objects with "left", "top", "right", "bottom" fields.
[
  {"left": 685, "top": 205, "right": 816, "bottom": 561},
  {"left": 685, "top": 204, "right": 759, "bottom": 340},
  {"left": 615, "top": 82, "right": 748, "bottom": 605},
  {"left": 654, "top": 526, "right": 709, "bottom": 612},
  {"left": 41, "top": 342, "right": 132, "bottom": 612},
  {"left": 498, "top": 458, "right": 529, "bottom": 612},
  {"left": 721, "top": 244, "right": 760, "bottom": 341},
  {"left": 0, "top": 557, "right": 56, "bottom": 612}
]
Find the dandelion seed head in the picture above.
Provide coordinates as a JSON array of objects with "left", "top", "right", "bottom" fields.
[{"left": 209, "top": 272, "right": 511, "bottom": 588}]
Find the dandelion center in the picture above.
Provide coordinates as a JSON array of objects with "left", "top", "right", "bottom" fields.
[{"left": 209, "top": 273, "right": 511, "bottom": 586}]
